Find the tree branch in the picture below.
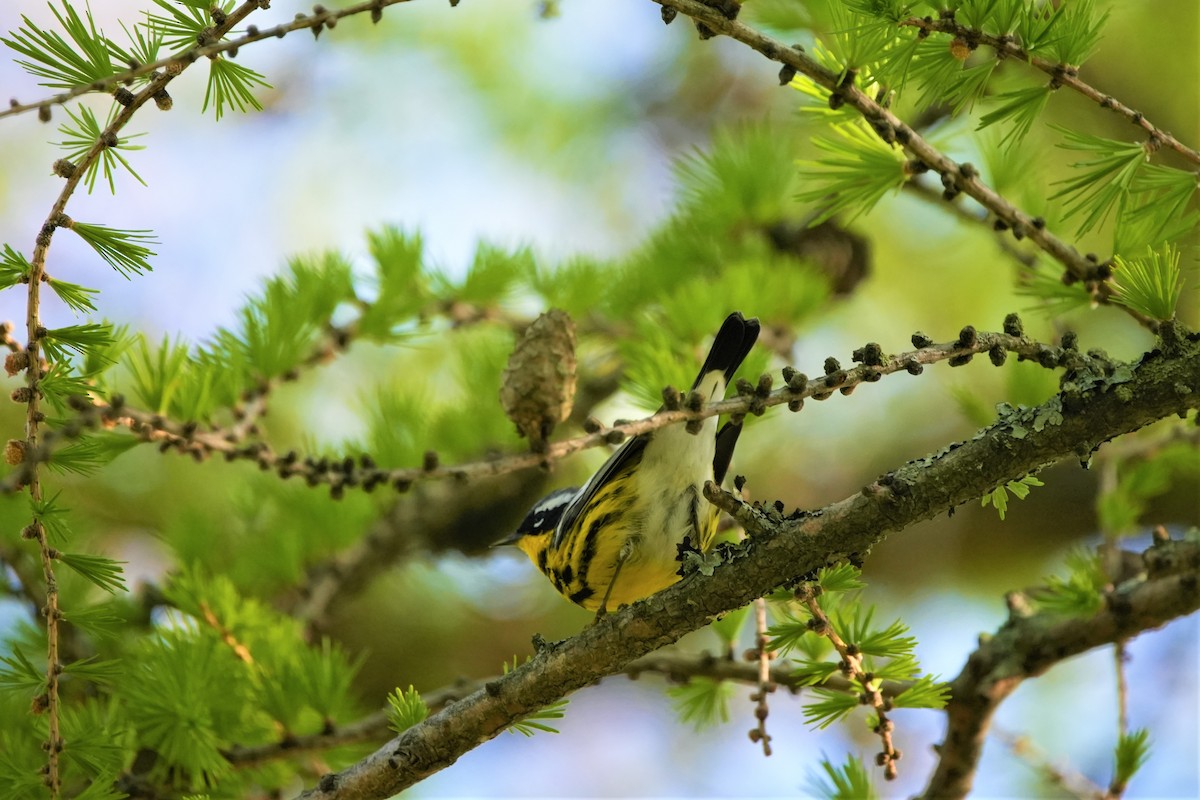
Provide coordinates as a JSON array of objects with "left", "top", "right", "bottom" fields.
[
  {"left": 293, "top": 327, "right": 1200, "bottom": 800},
  {"left": 18, "top": 7, "right": 265, "bottom": 787},
  {"left": 898, "top": 16, "right": 1200, "bottom": 167},
  {"left": 0, "top": 327, "right": 1084, "bottom": 496},
  {"left": 0, "top": 0, "right": 420, "bottom": 121},
  {"left": 921, "top": 538, "right": 1200, "bottom": 800},
  {"left": 651, "top": 0, "right": 1149, "bottom": 326},
  {"left": 224, "top": 650, "right": 908, "bottom": 769}
]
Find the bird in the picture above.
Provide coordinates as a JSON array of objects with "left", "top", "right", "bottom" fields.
[{"left": 497, "top": 312, "right": 760, "bottom": 615}]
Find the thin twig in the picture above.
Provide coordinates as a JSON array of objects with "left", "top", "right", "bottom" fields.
[
  {"left": 652, "top": 0, "right": 1155, "bottom": 328},
  {"left": 798, "top": 584, "right": 901, "bottom": 780},
  {"left": 1, "top": 0, "right": 420, "bottom": 121},
  {"left": 898, "top": 16, "right": 1200, "bottom": 167},
  {"left": 223, "top": 650, "right": 911, "bottom": 770},
  {"left": 994, "top": 727, "right": 1106, "bottom": 800},
  {"left": 0, "top": 328, "right": 1092, "bottom": 496},
  {"left": 920, "top": 537, "right": 1200, "bottom": 800},
  {"left": 748, "top": 597, "right": 774, "bottom": 756},
  {"left": 17, "top": 4, "right": 267, "bottom": 791}
]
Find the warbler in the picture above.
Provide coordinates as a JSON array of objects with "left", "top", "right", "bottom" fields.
[{"left": 498, "top": 312, "right": 760, "bottom": 614}]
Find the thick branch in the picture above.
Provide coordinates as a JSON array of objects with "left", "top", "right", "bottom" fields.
[
  {"left": 294, "top": 330, "right": 1200, "bottom": 799},
  {"left": 921, "top": 539, "right": 1200, "bottom": 800}
]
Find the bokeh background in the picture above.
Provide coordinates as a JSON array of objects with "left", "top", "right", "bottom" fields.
[{"left": 0, "top": 0, "right": 1197, "bottom": 797}]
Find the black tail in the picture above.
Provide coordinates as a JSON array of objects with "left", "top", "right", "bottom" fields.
[
  {"left": 692, "top": 311, "right": 761, "bottom": 389},
  {"left": 697, "top": 313, "right": 760, "bottom": 486},
  {"left": 713, "top": 421, "right": 742, "bottom": 485}
]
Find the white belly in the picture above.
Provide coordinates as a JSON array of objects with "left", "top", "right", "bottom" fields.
[{"left": 630, "top": 372, "right": 723, "bottom": 563}]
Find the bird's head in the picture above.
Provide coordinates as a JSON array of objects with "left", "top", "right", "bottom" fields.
[{"left": 494, "top": 486, "right": 578, "bottom": 565}]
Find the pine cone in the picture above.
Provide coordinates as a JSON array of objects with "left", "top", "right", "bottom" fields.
[{"left": 500, "top": 309, "right": 577, "bottom": 453}]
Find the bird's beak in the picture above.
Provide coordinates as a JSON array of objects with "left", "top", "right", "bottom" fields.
[{"left": 492, "top": 531, "right": 522, "bottom": 548}]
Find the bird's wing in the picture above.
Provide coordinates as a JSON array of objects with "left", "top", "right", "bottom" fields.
[{"left": 551, "top": 433, "right": 648, "bottom": 550}]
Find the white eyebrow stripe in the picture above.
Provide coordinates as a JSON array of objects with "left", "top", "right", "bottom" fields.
[{"left": 531, "top": 488, "right": 576, "bottom": 517}]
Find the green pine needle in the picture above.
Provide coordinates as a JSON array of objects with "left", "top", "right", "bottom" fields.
[
  {"left": 507, "top": 698, "right": 567, "bottom": 737},
  {"left": 208, "top": 252, "right": 355, "bottom": 384},
  {"left": 46, "top": 434, "right": 138, "bottom": 478},
  {"left": 57, "top": 552, "right": 128, "bottom": 594},
  {"left": 430, "top": 241, "right": 529, "bottom": 305},
  {"left": 1111, "top": 244, "right": 1184, "bottom": 321},
  {"left": 1045, "top": 0, "right": 1109, "bottom": 66},
  {"left": 798, "top": 122, "right": 907, "bottom": 224},
  {"left": 72, "top": 781, "right": 128, "bottom": 800},
  {"left": 807, "top": 754, "right": 878, "bottom": 800},
  {"left": 673, "top": 124, "right": 798, "bottom": 225},
  {"left": 204, "top": 56, "right": 270, "bottom": 120},
  {"left": 3, "top": 2, "right": 119, "bottom": 89},
  {"left": 121, "top": 631, "right": 246, "bottom": 785},
  {"left": 62, "top": 655, "right": 122, "bottom": 687},
  {"left": 1097, "top": 441, "right": 1199, "bottom": 535},
  {"left": 62, "top": 603, "right": 125, "bottom": 640},
  {"left": 822, "top": 4, "right": 895, "bottom": 71},
  {"left": 125, "top": 334, "right": 193, "bottom": 416},
  {"left": 904, "top": 38, "right": 994, "bottom": 113},
  {"left": 792, "top": 629, "right": 835, "bottom": 662},
  {"left": 817, "top": 563, "right": 866, "bottom": 594},
  {"left": 872, "top": 653, "right": 920, "bottom": 682},
  {"left": 842, "top": 0, "right": 917, "bottom": 25},
  {"left": 59, "top": 700, "right": 130, "bottom": 783},
  {"left": 955, "top": 0, "right": 1016, "bottom": 30},
  {"left": 39, "top": 361, "right": 96, "bottom": 413},
  {"left": 69, "top": 221, "right": 157, "bottom": 278},
  {"left": 1016, "top": 1, "right": 1067, "bottom": 54},
  {"left": 1117, "top": 164, "right": 1199, "bottom": 253},
  {"left": 710, "top": 603, "right": 752, "bottom": 646},
  {"left": 300, "top": 638, "right": 364, "bottom": 720},
  {"left": 892, "top": 674, "right": 951, "bottom": 709},
  {"left": 0, "top": 647, "right": 45, "bottom": 692},
  {"left": 48, "top": 276, "right": 100, "bottom": 314},
  {"left": 386, "top": 685, "right": 429, "bottom": 734},
  {"left": 977, "top": 85, "right": 1052, "bottom": 151},
  {"left": 851, "top": 613, "right": 917, "bottom": 659},
  {"left": 765, "top": 611, "right": 816, "bottom": 657},
  {"left": 1030, "top": 548, "right": 1106, "bottom": 615},
  {"left": 55, "top": 105, "right": 147, "bottom": 194},
  {"left": 46, "top": 438, "right": 106, "bottom": 477},
  {"left": 981, "top": 475, "right": 1045, "bottom": 520},
  {"left": 802, "top": 687, "right": 860, "bottom": 729},
  {"left": 790, "top": 659, "right": 843, "bottom": 686},
  {"left": 870, "top": 30, "right": 921, "bottom": 96},
  {"left": 1014, "top": 263, "right": 1093, "bottom": 316},
  {"left": 1113, "top": 728, "right": 1151, "bottom": 789},
  {"left": 1049, "top": 128, "right": 1147, "bottom": 237},
  {"left": 114, "top": 18, "right": 164, "bottom": 73},
  {"left": 359, "top": 227, "right": 428, "bottom": 339},
  {"left": 668, "top": 678, "right": 734, "bottom": 730},
  {"left": 146, "top": 0, "right": 218, "bottom": 52},
  {"left": 41, "top": 322, "right": 116, "bottom": 365},
  {"left": 30, "top": 492, "right": 73, "bottom": 545},
  {"left": 0, "top": 243, "right": 32, "bottom": 289}
]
